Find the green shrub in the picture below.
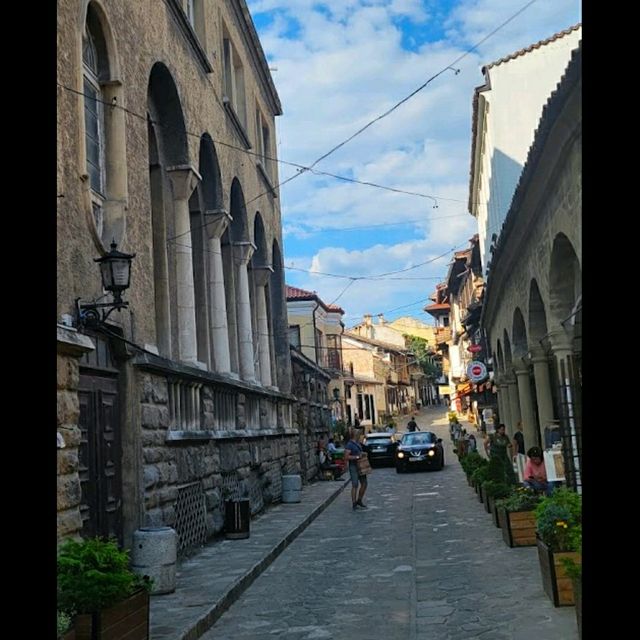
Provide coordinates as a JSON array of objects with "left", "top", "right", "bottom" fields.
[
  {"left": 460, "top": 452, "right": 486, "bottom": 475},
  {"left": 495, "top": 486, "right": 542, "bottom": 512},
  {"left": 481, "top": 480, "right": 513, "bottom": 499},
  {"left": 57, "top": 537, "right": 151, "bottom": 615},
  {"left": 57, "top": 610, "right": 72, "bottom": 638},
  {"left": 534, "top": 488, "right": 581, "bottom": 552},
  {"left": 470, "top": 464, "right": 490, "bottom": 485}
]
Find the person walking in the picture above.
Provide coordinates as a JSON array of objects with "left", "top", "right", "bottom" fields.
[
  {"left": 513, "top": 421, "right": 525, "bottom": 457},
  {"left": 344, "top": 428, "right": 368, "bottom": 510},
  {"left": 407, "top": 416, "right": 419, "bottom": 432},
  {"left": 484, "top": 423, "right": 516, "bottom": 484}
]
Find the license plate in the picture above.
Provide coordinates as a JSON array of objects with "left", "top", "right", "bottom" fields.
[
  {"left": 374, "top": 447, "right": 385, "bottom": 451},
  {"left": 409, "top": 457, "right": 424, "bottom": 462}
]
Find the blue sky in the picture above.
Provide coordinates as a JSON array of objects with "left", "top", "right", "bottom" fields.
[{"left": 246, "top": 0, "right": 581, "bottom": 327}]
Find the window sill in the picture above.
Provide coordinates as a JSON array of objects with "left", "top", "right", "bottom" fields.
[
  {"left": 256, "top": 161, "right": 277, "bottom": 198},
  {"left": 165, "top": 0, "right": 213, "bottom": 74},
  {"left": 166, "top": 428, "right": 299, "bottom": 443},
  {"left": 223, "top": 97, "right": 251, "bottom": 148}
]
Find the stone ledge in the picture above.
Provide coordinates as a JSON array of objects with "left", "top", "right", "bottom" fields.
[
  {"left": 165, "top": 428, "right": 299, "bottom": 443},
  {"left": 57, "top": 324, "right": 95, "bottom": 357}
]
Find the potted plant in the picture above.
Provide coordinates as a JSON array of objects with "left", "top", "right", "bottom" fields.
[
  {"left": 534, "top": 488, "right": 581, "bottom": 606},
  {"left": 495, "top": 487, "right": 543, "bottom": 545},
  {"left": 469, "top": 459, "right": 489, "bottom": 498},
  {"left": 58, "top": 610, "right": 75, "bottom": 640},
  {"left": 460, "top": 451, "right": 485, "bottom": 487},
  {"left": 481, "top": 480, "right": 512, "bottom": 517},
  {"left": 57, "top": 537, "right": 152, "bottom": 640}
]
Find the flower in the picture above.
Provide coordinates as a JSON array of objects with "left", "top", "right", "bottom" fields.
[{"left": 534, "top": 488, "right": 581, "bottom": 552}]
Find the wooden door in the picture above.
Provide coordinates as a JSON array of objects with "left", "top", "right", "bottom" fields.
[{"left": 78, "top": 372, "right": 123, "bottom": 543}]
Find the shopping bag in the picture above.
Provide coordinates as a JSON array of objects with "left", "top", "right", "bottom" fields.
[{"left": 356, "top": 453, "right": 372, "bottom": 475}]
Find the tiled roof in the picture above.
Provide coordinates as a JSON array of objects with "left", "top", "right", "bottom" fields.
[
  {"left": 286, "top": 285, "right": 316, "bottom": 300},
  {"left": 285, "top": 285, "right": 344, "bottom": 314},
  {"left": 483, "top": 24, "right": 581, "bottom": 71},
  {"left": 343, "top": 331, "right": 408, "bottom": 353},
  {"left": 424, "top": 302, "right": 450, "bottom": 312}
]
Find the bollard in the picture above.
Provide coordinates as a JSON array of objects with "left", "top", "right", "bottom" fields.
[
  {"left": 281, "top": 474, "right": 302, "bottom": 503},
  {"left": 131, "top": 527, "right": 177, "bottom": 594}
]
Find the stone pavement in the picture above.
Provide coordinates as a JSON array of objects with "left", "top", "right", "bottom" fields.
[
  {"left": 151, "top": 407, "right": 578, "bottom": 639},
  {"left": 149, "top": 478, "right": 350, "bottom": 640}
]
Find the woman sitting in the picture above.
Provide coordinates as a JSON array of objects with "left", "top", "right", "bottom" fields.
[{"left": 522, "top": 446, "right": 554, "bottom": 496}]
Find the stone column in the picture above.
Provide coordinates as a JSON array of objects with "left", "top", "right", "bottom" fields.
[
  {"left": 497, "top": 378, "right": 511, "bottom": 431},
  {"left": 252, "top": 265, "right": 275, "bottom": 388},
  {"left": 548, "top": 327, "right": 581, "bottom": 491},
  {"left": 233, "top": 241, "right": 257, "bottom": 383},
  {"left": 505, "top": 374, "right": 521, "bottom": 437},
  {"left": 530, "top": 347, "right": 555, "bottom": 446},
  {"left": 167, "top": 165, "right": 202, "bottom": 367},
  {"left": 204, "top": 209, "right": 232, "bottom": 374},
  {"left": 514, "top": 363, "right": 538, "bottom": 452}
]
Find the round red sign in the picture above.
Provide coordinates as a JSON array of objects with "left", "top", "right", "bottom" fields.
[
  {"left": 467, "top": 344, "right": 482, "bottom": 353},
  {"left": 471, "top": 365, "right": 483, "bottom": 375}
]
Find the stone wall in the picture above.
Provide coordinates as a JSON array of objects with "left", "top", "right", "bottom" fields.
[
  {"left": 56, "top": 326, "right": 95, "bottom": 542},
  {"left": 139, "top": 371, "right": 299, "bottom": 538}
]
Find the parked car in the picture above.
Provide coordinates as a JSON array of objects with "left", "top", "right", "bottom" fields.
[
  {"left": 362, "top": 432, "right": 398, "bottom": 466},
  {"left": 395, "top": 431, "right": 444, "bottom": 472}
]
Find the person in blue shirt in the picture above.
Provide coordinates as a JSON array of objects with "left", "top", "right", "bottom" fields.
[{"left": 344, "top": 428, "right": 368, "bottom": 510}]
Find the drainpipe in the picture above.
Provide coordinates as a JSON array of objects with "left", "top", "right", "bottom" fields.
[{"left": 312, "top": 301, "right": 320, "bottom": 364}]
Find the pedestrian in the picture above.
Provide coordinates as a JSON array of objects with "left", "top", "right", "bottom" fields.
[
  {"left": 354, "top": 414, "right": 361, "bottom": 429},
  {"left": 467, "top": 433, "right": 477, "bottom": 452},
  {"left": 484, "top": 423, "right": 516, "bottom": 484},
  {"left": 344, "top": 427, "right": 368, "bottom": 510},
  {"left": 327, "top": 437, "right": 338, "bottom": 456},
  {"left": 523, "top": 446, "right": 553, "bottom": 496},
  {"left": 407, "top": 416, "right": 419, "bottom": 432},
  {"left": 513, "top": 421, "right": 525, "bottom": 457}
]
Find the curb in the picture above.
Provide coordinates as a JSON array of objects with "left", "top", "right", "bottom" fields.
[{"left": 181, "top": 478, "right": 350, "bottom": 640}]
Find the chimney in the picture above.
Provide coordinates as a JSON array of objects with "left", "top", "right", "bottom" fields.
[
  {"left": 377, "top": 314, "right": 385, "bottom": 325},
  {"left": 364, "top": 314, "right": 372, "bottom": 327}
]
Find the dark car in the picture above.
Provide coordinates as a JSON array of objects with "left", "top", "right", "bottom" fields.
[
  {"left": 395, "top": 431, "right": 444, "bottom": 472},
  {"left": 362, "top": 432, "right": 398, "bottom": 467}
]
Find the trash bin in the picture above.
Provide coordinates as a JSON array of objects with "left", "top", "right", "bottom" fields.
[
  {"left": 225, "top": 499, "right": 250, "bottom": 539},
  {"left": 281, "top": 474, "right": 302, "bottom": 503},
  {"left": 131, "top": 526, "right": 177, "bottom": 594}
]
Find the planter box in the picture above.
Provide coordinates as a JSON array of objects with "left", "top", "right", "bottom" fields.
[
  {"left": 498, "top": 508, "right": 536, "bottom": 547},
  {"left": 62, "top": 629, "right": 76, "bottom": 640},
  {"left": 491, "top": 500, "right": 501, "bottom": 528},
  {"left": 536, "top": 536, "right": 581, "bottom": 607},
  {"left": 574, "top": 578, "right": 582, "bottom": 638},
  {"left": 483, "top": 491, "right": 492, "bottom": 514},
  {"left": 75, "top": 589, "right": 149, "bottom": 640},
  {"left": 477, "top": 484, "right": 484, "bottom": 503}
]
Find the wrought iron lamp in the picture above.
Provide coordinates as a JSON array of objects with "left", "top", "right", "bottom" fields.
[{"left": 75, "top": 241, "right": 135, "bottom": 327}]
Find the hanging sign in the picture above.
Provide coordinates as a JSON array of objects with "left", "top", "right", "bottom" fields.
[
  {"left": 467, "top": 344, "right": 482, "bottom": 353},
  {"left": 467, "top": 361, "right": 487, "bottom": 382}
]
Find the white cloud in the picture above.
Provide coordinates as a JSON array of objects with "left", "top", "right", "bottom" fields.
[{"left": 247, "top": 0, "right": 580, "bottom": 320}]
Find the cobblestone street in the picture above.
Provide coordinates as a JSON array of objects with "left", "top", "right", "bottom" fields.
[{"left": 201, "top": 408, "right": 578, "bottom": 640}]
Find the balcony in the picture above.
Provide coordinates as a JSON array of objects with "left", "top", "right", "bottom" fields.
[{"left": 435, "top": 327, "right": 452, "bottom": 345}]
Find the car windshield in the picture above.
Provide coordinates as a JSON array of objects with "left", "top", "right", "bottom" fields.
[
  {"left": 401, "top": 433, "right": 435, "bottom": 446},
  {"left": 365, "top": 436, "right": 391, "bottom": 444}
]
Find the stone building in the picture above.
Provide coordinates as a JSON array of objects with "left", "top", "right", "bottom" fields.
[
  {"left": 285, "top": 285, "right": 343, "bottom": 480},
  {"left": 470, "top": 40, "right": 582, "bottom": 489},
  {"left": 424, "top": 283, "right": 452, "bottom": 405},
  {"left": 57, "top": 0, "right": 296, "bottom": 551}
]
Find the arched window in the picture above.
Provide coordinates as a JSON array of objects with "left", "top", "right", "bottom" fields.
[
  {"left": 80, "top": 3, "right": 128, "bottom": 251},
  {"left": 82, "top": 20, "right": 105, "bottom": 236}
]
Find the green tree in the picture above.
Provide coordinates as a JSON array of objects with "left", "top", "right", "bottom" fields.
[{"left": 404, "top": 335, "right": 440, "bottom": 379}]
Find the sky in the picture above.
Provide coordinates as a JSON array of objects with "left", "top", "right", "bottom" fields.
[{"left": 245, "top": 0, "right": 581, "bottom": 328}]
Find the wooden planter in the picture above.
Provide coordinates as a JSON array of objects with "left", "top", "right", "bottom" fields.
[
  {"left": 491, "top": 500, "right": 501, "bottom": 528},
  {"left": 62, "top": 629, "right": 76, "bottom": 640},
  {"left": 536, "top": 536, "right": 581, "bottom": 607},
  {"left": 573, "top": 578, "right": 582, "bottom": 638},
  {"left": 497, "top": 508, "right": 536, "bottom": 547},
  {"left": 483, "top": 491, "right": 492, "bottom": 514},
  {"left": 74, "top": 589, "right": 149, "bottom": 640},
  {"left": 477, "top": 484, "right": 485, "bottom": 503}
]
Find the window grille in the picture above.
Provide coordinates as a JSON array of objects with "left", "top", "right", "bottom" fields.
[
  {"left": 174, "top": 482, "right": 207, "bottom": 556},
  {"left": 168, "top": 379, "right": 203, "bottom": 430}
]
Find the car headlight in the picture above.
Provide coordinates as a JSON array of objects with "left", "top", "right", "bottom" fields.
[
  {"left": 427, "top": 449, "right": 435, "bottom": 457},
  {"left": 397, "top": 451, "right": 405, "bottom": 458}
]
